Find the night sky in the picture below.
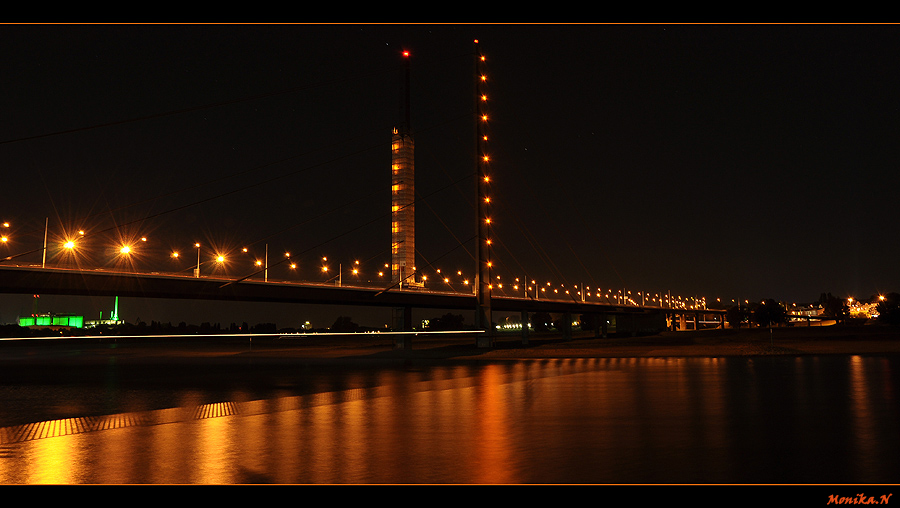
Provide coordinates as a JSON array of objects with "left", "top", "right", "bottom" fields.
[{"left": 2, "top": 23, "right": 899, "bottom": 329}]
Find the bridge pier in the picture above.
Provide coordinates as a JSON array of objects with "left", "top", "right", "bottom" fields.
[
  {"left": 561, "top": 312, "right": 572, "bottom": 341},
  {"left": 392, "top": 306, "right": 413, "bottom": 350},
  {"left": 476, "top": 330, "right": 493, "bottom": 348},
  {"left": 582, "top": 312, "right": 605, "bottom": 338},
  {"left": 521, "top": 310, "right": 529, "bottom": 345}
]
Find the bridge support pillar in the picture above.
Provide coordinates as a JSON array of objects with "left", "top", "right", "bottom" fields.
[
  {"left": 601, "top": 312, "right": 608, "bottom": 338},
  {"left": 476, "top": 331, "right": 493, "bottom": 348},
  {"left": 562, "top": 312, "right": 572, "bottom": 340},
  {"left": 521, "top": 311, "right": 529, "bottom": 345},
  {"left": 475, "top": 296, "right": 492, "bottom": 348},
  {"left": 392, "top": 306, "right": 413, "bottom": 350}
]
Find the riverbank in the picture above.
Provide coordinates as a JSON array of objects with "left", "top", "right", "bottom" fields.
[
  {"left": 1, "top": 324, "right": 898, "bottom": 366},
  {"left": 472, "top": 325, "right": 900, "bottom": 360},
  {"left": 360, "top": 324, "right": 900, "bottom": 361}
]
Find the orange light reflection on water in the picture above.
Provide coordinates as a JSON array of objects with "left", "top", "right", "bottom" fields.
[{"left": 1, "top": 356, "right": 897, "bottom": 484}]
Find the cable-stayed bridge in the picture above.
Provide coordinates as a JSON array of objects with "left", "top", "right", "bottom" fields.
[
  {"left": 0, "top": 40, "right": 725, "bottom": 348},
  {"left": 0, "top": 263, "right": 724, "bottom": 346}
]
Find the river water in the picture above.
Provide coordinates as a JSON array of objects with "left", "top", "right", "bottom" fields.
[{"left": 0, "top": 352, "right": 898, "bottom": 484}]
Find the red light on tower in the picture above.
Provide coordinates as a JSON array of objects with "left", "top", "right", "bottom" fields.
[{"left": 392, "top": 47, "right": 417, "bottom": 289}]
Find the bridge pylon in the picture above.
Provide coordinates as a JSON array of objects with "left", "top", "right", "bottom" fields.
[{"left": 474, "top": 39, "right": 493, "bottom": 348}]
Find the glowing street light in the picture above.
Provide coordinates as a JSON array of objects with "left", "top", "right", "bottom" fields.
[{"left": 194, "top": 243, "right": 201, "bottom": 278}]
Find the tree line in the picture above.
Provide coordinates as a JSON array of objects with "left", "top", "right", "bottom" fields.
[{"left": 725, "top": 292, "right": 900, "bottom": 328}]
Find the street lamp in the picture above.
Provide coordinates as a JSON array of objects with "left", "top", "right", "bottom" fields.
[{"left": 194, "top": 243, "right": 201, "bottom": 278}]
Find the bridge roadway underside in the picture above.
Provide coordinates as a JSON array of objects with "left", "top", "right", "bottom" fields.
[{"left": 0, "top": 266, "right": 722, "bottom": 333}]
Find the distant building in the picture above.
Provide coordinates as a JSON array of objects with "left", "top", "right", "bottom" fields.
[
  {"left": 790, "top": 305, "right": 823, "bottom": 317},
  {"left": 788, "top": 304, "right": 824, "bottom": 324},
  {"left": 84, "top": 296, "right": 124, "bottom": 328},
  {"left": 19, "top": 313, "right": 83, "bottom": 329},
  {"left": 84, "top": 316, "right": 124, "bottom": 328},
  {"left": 17, "top": 293, "right": 83, "bottom": 329}
]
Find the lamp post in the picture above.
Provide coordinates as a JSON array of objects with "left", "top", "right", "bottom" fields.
[{"left": 194, "top": 243, "right": 201, "bottom": 278}]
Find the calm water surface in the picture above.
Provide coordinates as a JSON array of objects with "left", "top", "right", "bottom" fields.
[{"left": 0, "top": 354, "right": 898, "bottom": 484}]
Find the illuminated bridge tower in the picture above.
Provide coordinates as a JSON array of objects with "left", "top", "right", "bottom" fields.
[{"left": 391, "top": 50, "right": 420, "bottom": 290}]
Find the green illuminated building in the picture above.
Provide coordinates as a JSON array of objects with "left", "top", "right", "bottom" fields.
[{"left": 18, "top": 314, "right": 84, "bottom": 329}]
